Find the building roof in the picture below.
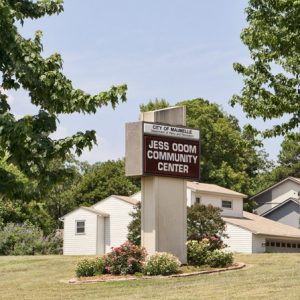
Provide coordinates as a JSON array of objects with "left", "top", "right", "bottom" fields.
[
  {"left": 187, "top": 181, "right": 247, "bottom": 198},
  {"left": 223, "top": 211, "right": 300, "bottom": 239},
  {"left": 111, "top": 195, "right": 139, "bottom": 205},
  {"left": 251, "top": 177, "right": 300, "bottom": 200},
  {"left": 60, "top": 206, "right": 109, "bottom": 220},
  {"left": 260, "top": 198, "right": 300, "bottom": 217}
]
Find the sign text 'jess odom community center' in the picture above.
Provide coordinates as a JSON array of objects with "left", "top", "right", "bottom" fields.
[{"left": 143, "top": 123, "right": 200, "bottom": 179}]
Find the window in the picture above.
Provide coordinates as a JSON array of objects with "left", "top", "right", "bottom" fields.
[
  {"left": 270, "top": 242, "right": 275, "bottom": 247},
  {"left": 222, "top": 200, "right": 232, "bottom": 209},
  {"left": 297, "top": 244, "right": 300, "bottom": 249},
  {"left": 266, "top": 241, "right": 270, "bottom": 247},
  {"left": 287, "top": 243, "right": 291, "bottom": 248},
  {"left": 76, "top": 220, "right": 85, "bottom": 234},
  {"left": 276, "top": 242, "right": 280, "bottom": 247},
  {"left": 195, "top": 197, "right": 201, "bottom": 204},
  {"left": 281, "top": 243, "right": 286, "bottom": 247},
  {"left": 292, "top": 244, "right": 296, "bottom": 248}
]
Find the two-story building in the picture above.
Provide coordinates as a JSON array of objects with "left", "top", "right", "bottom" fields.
[{"left": 252, "top": 177, "right": 300, "bottom": 228}]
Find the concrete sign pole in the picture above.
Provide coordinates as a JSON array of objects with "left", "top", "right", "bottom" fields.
[
  {"left": 140, "top": 107, "right": 187, "bottom": 263},
  {"left": 125, "top": 106, "right": 200, "bottom": 264}
]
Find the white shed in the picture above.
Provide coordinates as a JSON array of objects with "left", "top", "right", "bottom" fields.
[{"left": 61, "top": 194, "right": 138, "bottom": 255}]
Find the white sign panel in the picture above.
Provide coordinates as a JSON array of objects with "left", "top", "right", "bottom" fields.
[{"left": 144, "top": 122, "right": 200, "bottom": 140}]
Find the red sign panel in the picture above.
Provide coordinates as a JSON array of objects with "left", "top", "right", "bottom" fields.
[{"left": 143, "top": 134, "right": 200, "bottom": 179}]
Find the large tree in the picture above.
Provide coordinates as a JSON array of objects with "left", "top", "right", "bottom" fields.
[
  {"left": 0, "top": 0, "right": 127, "bottom": 187},
  {"left": 178, "top": 99, "right": 266, "bottom": 195},
  {"left": 69, "top": 159, "right": 140, "bottom": 207},
  {"left": 231, "top": 0, "right": 300, "bottom": 137}
]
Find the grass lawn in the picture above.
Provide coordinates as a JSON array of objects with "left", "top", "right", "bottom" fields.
[{"left": 1, "top": 253, "right": 300, "bottom": 299}]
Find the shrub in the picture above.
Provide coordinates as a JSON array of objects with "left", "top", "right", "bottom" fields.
[
  {"left": 187, "top": 239, "right": 210, "bottom": 266},
  {"left": 143, "top": 252, "right": 181, "bottom": 276},
  {"left": 187, "top": 204, "right": 227, "bottom": 248},
  {"left": 0, "top": 222, "right": 43, "bottom": 255},
  {"left": 76, "top": 257, "right": 105, "bottom": 277},
  {"left": 206, "top": 250, "right": 233, "bottom": 268},
  {"left": 0, "top": 223, "right": 63, "bottom": 255},
  {"left": 104, "top": 241, "right": 146, "bottom": 275}
]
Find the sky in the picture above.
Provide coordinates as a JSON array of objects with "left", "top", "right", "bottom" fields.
[{"left": 9, "top": 0, "right": 284, "bottom": 163}]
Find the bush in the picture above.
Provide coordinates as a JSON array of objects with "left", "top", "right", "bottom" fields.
[
  {"left": 0, "top": 223, "right": 63, "bottom": 255},
  {"left": 187, "top": 239, "right": 210, "bottom": 266},
  {"left": 187, "top": 204, "right": 227, "bottom": 248},
  {"left": 76, "top": 257, "right": 105, "bottom": 277},
  {"left": 104, "top": 241, "right": 146, "bottom": 275},
  {"left": 0, "top": 222, "right": 42, "bottom": 255},
  {"left": 143, "top": 252, "right": 181, "bottom": 276},
  {"left": 206, "top": 250, "right": 233, "bottom": 268}
]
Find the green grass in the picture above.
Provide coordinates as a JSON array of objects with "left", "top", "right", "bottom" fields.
[{"left": 1, "top": 253, "right": 300, "bottom": 299}]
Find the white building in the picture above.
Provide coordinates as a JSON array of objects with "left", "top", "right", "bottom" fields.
[
  {"left": 62, "top": 181, "right": 300, "bottom": 255},
  {"left": 61, "top": 193, "right": 140, "bottom": 255}
]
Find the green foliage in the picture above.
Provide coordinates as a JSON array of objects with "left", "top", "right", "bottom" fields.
[
  {"left": 231, "top": 0, "right": 300, "bottom": 137},
  {"left": 143, "top": 252, "right": 181, "bottom": 276},
  {"left": 127, "top": 202, "right": 141, "bottom": 246},
  {"left": 0, "top": 0, "right": 127, "bottom": 186},
  {"left": 186, "top": 239, "right": 210, "bottom": 266},
  {"left": 187, "top": 240, "right": 233, "bottom": 267},
  {"left": 76, "top": 257, "right": 105, "bottom": 277},
  {"left": 70, "top": 159, "right": 140, "bottom": 206},
  {"left": 177, "top": 99, "right": 267, "bottom": 195},
  {"left": 206, "top": 250, "right": 233, "bottom": 268},
  {"left": 0, "top": 222, "right": 62, "bottom": 255},
  {"left": 140, "top": 98, "right": 170, "bottom": 112},
  {"left": 187, "top": 204, "right": 227, "bottom": 244},
  {"left": 104, "top": 241, "right": 147, "bottom": 275}
]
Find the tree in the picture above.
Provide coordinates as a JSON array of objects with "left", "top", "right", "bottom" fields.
[
  {"left": 187, "top": 204, "right": 227, "bottom": 246},
  {"left": 127, "top": 202, "right": 227, "bottom": 249},
  {"left": 127, "top": 202, "right": 141, "bottom": 246},
  {"left": 140, "top": 98, "right": 170, "bottom": 112},
  {"left": 0, "top": 0, "right": 127, "bottom": 186},
  {"left": 231, "top": 0, "right": 300, "bottom": 137},
  {"left": 178, "top": 99, "right": 267, "bottom": 195},
  {"left": 70, "top": 159, "right": 140, "bottom": 206}
]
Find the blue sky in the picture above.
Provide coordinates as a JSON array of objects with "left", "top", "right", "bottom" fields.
[{"left": 9, "top": 0, "right": 284, "bottom": 163}]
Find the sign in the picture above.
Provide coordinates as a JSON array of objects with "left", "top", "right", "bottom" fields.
[{"left": 143, "top": 123, "right": 200, "bottom": 179}]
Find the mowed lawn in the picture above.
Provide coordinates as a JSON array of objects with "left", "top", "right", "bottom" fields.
[{"left": 1, "top": 253, "right": 300, "bottom": 300}]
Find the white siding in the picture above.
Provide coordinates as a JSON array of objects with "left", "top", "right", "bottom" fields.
[
  {"left": 252, "top": 235, "right": 266, "bottom": 253},
  {"left": 96, "top": 216, "right": 105, "bottom": 255},
  {"left": 224, "top": 223, "right": 253, "bottom": 253},
  {"left": 186, "top": 188, "right": 192, "bottom": 206},
  {"left": 188, "top": 189, "right": 243, "bottom": 218},
  {"left": 63, "top": 209, "right": 98, "bottom": 255},
  {"left": 131, "top": 191, "right": 141, "bottom": 201},
  {"left": 93, "top": 196, "right": 134, "bottom": 253}
]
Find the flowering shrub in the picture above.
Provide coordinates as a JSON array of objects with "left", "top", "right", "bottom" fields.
[
  {"left": 143, "top": 252, "right": 180, "bottom": 276},
  {"left": 187, "top": 239, "right": 210, "bottom": 266},
  {"left": 76, "top": 257, "right": 105, "bottom": 277},
  {"left": 104, "top": 241, "right": 147, "bottom": 275},
  {"left": 206, "top": 250, "right": 233, "bottom": 268}
]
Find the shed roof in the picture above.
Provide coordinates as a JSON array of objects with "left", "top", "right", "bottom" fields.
[
  {"left": 187, "top": 181, "right": 247, "bottom": 198},
  {"left": 111, "top": 195, "right": 139, "bottom": 205},
  {"left": 223, "top": 211, "right": 300, "bottom": 239},
  {"left": 60, "top": 206, "right": 109, "bottom": 220}
]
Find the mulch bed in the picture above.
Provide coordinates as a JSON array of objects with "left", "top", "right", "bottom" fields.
[{"left": 68, "top": 262, "right": 246, "bottom": 284}]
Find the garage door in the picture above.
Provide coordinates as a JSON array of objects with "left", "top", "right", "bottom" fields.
[{"left": 266, "top": 239, "right": 300, "bottom": 253}]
